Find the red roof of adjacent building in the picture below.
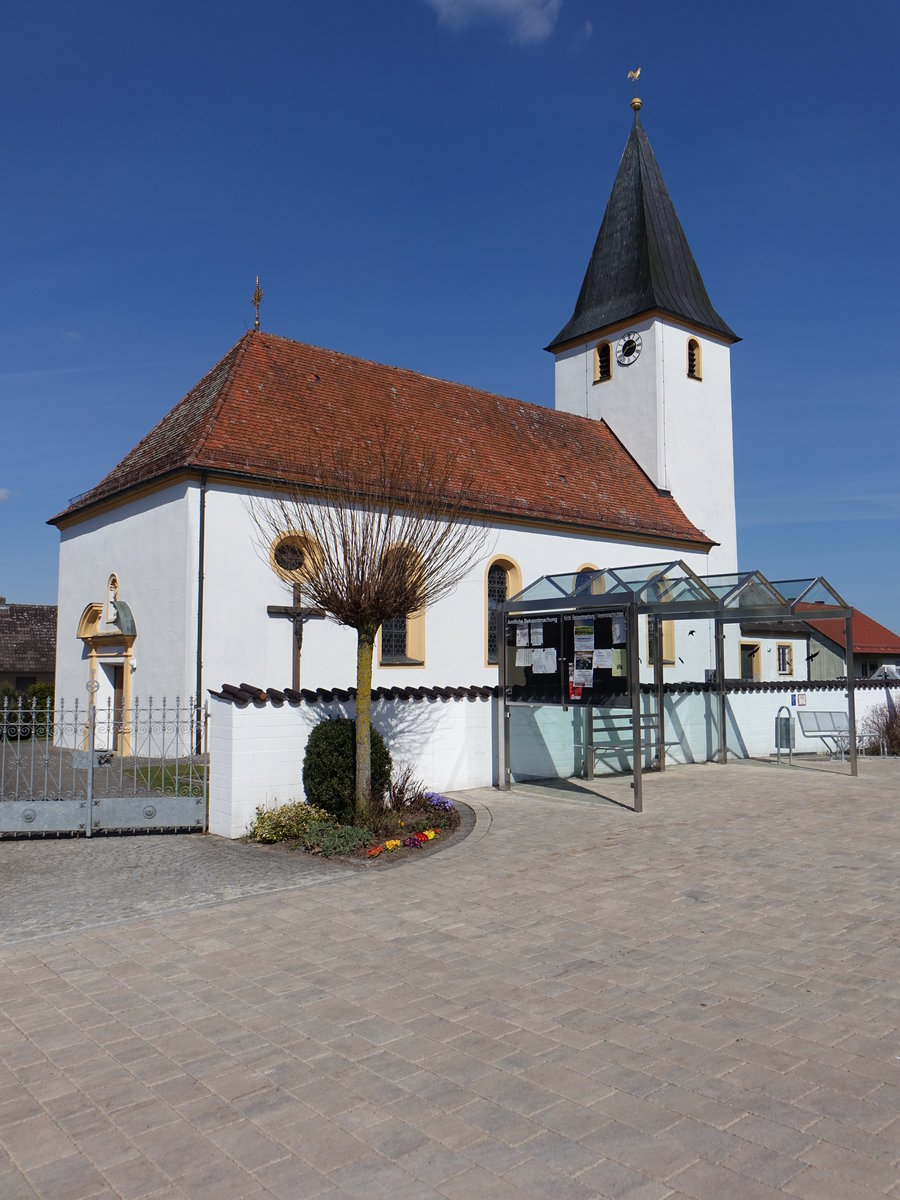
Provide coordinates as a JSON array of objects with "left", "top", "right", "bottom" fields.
[
  {"left": 50, "top": 331, "right": 711, "bottom": 548},
  {"left": 0, "top": 602, "right": 57, "bottom": 674},
  {"left": 805, "top": 608, "right": 900, "bottom": 656}
]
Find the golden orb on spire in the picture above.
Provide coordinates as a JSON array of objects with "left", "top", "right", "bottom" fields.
[{"left": 627, "top": 67, "right": 642, "bottom": 112}]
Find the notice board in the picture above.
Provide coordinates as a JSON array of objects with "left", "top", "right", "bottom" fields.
[{"left": 503, "top": 609, "right": 630, "bottom": 708}]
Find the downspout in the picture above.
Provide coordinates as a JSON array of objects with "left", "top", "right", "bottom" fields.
[{"left": 195, "top": 472, "right": 207, "bottom": 754}]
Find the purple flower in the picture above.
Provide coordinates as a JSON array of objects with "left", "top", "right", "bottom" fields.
[{"left": 424, "top": 790, "right": 453, "bottom": 811}]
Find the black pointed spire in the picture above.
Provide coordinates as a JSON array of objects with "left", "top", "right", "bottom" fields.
[{"left": 547, "top": 114, "right": 737, "bottom": 351}]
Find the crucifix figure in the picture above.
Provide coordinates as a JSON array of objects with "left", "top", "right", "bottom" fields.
[{"left": 266, "top": 587, "right": 326, "bottom": 690}]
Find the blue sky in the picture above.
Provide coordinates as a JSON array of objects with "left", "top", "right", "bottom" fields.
[{"left": 2, "top": 1, "right": 899, "bottom": 631}]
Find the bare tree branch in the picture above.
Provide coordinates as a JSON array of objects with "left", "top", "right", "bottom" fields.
[{"left": 249, "top": 422, "right": 495, "bottom": 819}]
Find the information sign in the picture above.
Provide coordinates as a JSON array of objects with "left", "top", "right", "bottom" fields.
[{"left": 503, "top": 609, "right": 630, "bottom": 708}]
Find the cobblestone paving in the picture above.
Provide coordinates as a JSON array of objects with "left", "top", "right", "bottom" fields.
[
  {"left": 0, "top": 836, "right": 347, "bottom": 946},
  {"left": 0, "top": 759, "right": 898, "bottom": 1199}
]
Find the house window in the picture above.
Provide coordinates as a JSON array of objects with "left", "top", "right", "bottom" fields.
[
  {"left": 776, "top": 643, "right": 793, "bottom": 675},
  {"left": 687, "top": 338, "right": 702, "bottom": 380},
  {"left": 593, "top": 342, "right": 612, "bottom": 383},
  {"left": 740, "top": 642, "right": 761, "bottom": 681}
]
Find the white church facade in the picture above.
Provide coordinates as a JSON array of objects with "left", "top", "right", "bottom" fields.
[{"left": 50, "top": 104, "right": 810, "bottom": 727}]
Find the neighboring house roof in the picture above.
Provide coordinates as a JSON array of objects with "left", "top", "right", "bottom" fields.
[
  {"left": 547, "top": 115, "right": 738, "bottom": 351},
  {"left": 0, "top": 602, "right": 57, "bottom": 674},
  {"left": 805, "top": 608, "right": 900, "bottom": 657},
  {"left": 49, "top": 331, "right": 711, "bottom": 549}
]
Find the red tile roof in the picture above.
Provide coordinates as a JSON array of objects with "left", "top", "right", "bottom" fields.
[
  {"left": 50, "top": 331, "right": 710, "bottom": 547},
  {"left": 805, "top": 608, "right": 900, "bottom": 656},
  {"left": 0, "top": 604, "right": 57, "bottom": 674}
]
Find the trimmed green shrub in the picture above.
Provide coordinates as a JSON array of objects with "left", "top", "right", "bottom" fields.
[
  {"left": 302, "top": 718, "right": 392, "bottom": 823},
  {"left": 26, "top": 683, "right": 55, "bottom": 738},
  {"left": 27, "top": 682, "right": 55, "bottom": 710},
  {"left": 248, "top": 800, "right": 331, "bottom": 843}
]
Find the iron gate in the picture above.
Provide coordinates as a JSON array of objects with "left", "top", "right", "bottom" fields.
[{"left": 0, "top": 696, "right": 208, "bottom": 836}]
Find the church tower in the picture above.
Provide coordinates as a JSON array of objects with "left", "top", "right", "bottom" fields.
[{"left": 547, "top": 98, "right": 740, "bottom": 572}]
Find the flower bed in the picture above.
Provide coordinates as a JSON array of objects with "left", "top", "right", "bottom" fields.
[
  {"left": 246, "top": 788, "right": 461, "bottom": 860},
  {"left": 366, "top": 827, "right": 441, "bottom": 857}
]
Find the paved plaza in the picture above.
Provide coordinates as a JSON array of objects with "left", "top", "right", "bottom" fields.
[{"left": 0, "top": 759, "right": 898, "bottom": 1199}]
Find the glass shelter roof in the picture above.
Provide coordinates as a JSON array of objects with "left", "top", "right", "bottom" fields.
[
  {"left": 506, "top": 561, "right": 850, "bottom": 622},
  {"left": 499, "top": 563, "right": 858, "bottom": 805}
]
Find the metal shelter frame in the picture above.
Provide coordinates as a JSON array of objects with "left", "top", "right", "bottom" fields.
[{"left": 498, "top": 561, "right": 855, "bottom": 811}]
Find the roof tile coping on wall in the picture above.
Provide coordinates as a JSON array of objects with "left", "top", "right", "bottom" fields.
[
  {"left": 209, "top": 677, "right": 898, "bottom": 707},
  {"left": 210, "top": 682, "right": 501, "bottom": 707}
]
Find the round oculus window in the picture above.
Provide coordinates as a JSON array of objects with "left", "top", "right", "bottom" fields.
[
  {"left": 274, "top": 542, "right": 306, "bottom": 573},
  {"left": 616, "top": 332, "right": 642, "bottom": 366}
]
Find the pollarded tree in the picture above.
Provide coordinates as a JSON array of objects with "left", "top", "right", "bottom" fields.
[{"left": 251, "top": 430, "right": 493, "bottom": 823}]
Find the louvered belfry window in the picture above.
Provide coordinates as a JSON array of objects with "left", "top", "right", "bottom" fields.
[
  {"left": 596, "top": 342, "right": 612, "bottom": 382},
  {"left": 487, "top": 564, "right": 508, "bottom": 664},
  {"left": 687, "top": 339, "right": 701, "bottom": 379}
]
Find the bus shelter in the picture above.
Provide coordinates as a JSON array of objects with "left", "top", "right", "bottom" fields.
[{"left": 498, "top": 561, "right": 854, "bottom": 810}]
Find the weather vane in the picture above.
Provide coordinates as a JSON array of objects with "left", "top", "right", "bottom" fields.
[
  {"left": 252, "top": 275, "right": 264, "bottom": 331},
  {"left": 628, "top": 67, "right": 642, "bottom": 112}
]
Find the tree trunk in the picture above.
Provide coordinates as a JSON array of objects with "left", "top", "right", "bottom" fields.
[{"left": 354, "top": 627, "right": 375, "bottom": 824}]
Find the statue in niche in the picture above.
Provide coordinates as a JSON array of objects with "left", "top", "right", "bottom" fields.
[{"left": 106, "top": 574, "right": 119, "bottom": 626}]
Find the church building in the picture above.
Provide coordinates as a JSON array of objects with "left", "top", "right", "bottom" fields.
[{"left": 50, "top": 100, "right": 785, "bottom": 720}]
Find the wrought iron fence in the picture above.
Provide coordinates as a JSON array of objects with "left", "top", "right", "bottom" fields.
[{"left": 1, "top": 696, "right": 208, "bottom": 835}]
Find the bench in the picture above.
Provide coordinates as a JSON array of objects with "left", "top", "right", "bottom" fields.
[{"left": 795, "top": 710, "right": 857, "bottom": 759}]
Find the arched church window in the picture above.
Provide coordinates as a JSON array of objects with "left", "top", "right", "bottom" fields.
[
  {"left": 687, "top": 338, "right": 702, "bottom": 380},
  {"left": 594, "top": 342, "right": 612, "bottom": 383},
  {"left": 486, "top": 564, "right": 508, "bottom": 664},
  {"left": 381, "top": 616, "right": 407, "bottom": 661},
  {"left": 485, "top": 557, "right": 522, "bottom": 666},
  {"left": 574, "top": 565, "right": 603, "bottom": 598},
  {"left": 379, "top": 546, "right": 426, "bottom": 666}
]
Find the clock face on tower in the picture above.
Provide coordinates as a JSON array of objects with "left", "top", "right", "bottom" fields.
[{"left": 616, "top": 332, "right": 642, "bottom": 366}]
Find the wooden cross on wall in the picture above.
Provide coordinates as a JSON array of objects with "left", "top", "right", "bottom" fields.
[{"left": 266, "top": 602, "right": 326, "bottom": 691}]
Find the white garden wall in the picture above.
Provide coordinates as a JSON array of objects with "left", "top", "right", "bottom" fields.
[
  {"left": 208, "top": 692, "right": 497, "bottom": 839},
  {"left": 209, "top": 685, "right": 899, "bottom": 838}
]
